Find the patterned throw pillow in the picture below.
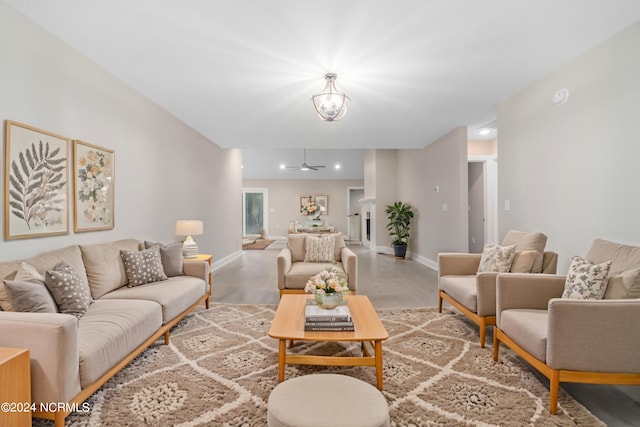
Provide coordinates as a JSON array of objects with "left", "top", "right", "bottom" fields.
[
  {"left": 45, "top": 262, "right": 92, "bottom": 319},
  {"left": 477, "top": 243, "right": 517, "bottom": 273},
  {"left": 304, "top": 235, "right": 336, "bottom": 262},
  {"left": 121, "top": 246, "right": 168, "bottom": 287},
  {"left": 562, "top": 256, "right": 612, "bottom": 299},
  {"left": 145, "top": 241, "right": 184, "bottom": 277}
]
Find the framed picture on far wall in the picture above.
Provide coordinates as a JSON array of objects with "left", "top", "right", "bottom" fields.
[
  {"left": 73, "top": 140, "right": 115, "bottom": 232},
  {"left": 4, "top": 120, "right": 70, "bottom": 240}
]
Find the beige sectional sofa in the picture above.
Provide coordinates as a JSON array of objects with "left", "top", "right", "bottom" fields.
[{"left": 0, "top": 239, "right": 210, "bottom": 427}]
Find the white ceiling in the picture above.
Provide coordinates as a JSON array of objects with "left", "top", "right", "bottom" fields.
[{"left": 6, "top": 1, "right": 640, "bottom": 180}]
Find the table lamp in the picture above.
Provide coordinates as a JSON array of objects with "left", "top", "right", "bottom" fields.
[{"left": 175, "top": 220, "right": 203, "bottom": 258}]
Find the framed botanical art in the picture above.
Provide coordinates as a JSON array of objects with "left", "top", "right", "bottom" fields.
[
  {"left": 4, "top": 120, "right": 70, "bottom": 240},
  {"left": 73, "top": 140, "right": 115, "bottom": 232},
  {"left": 315, "top": 195, "right": 328, "bottom": 214}
]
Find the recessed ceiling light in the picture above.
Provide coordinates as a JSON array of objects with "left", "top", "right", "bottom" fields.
[
  {"left": 279, "top": 164, "right": 285, "bottom": 169},
  {"left": 479, "top": 128, "right": 491, "bottom": 136},
  {"left": 335, "top": 164, "right": 341, "bottom": 169}
]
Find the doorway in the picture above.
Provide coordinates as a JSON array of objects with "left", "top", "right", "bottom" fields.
[
  {"left": 468, "top": 156, "right": 498, "bottom": 251},
  {"left": 346, "top": 186, "right": 364, "bottom": 242},
  {"left": 242, "top": 188, "right": 268, "bottom": 237}
]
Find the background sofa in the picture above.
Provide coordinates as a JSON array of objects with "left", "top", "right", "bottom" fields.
[
  {"left": 277, "top": 233, "right": 357, "bottom": 295},
  {"left": 0, "top": 239, "right": 210, "bottom": 427}
]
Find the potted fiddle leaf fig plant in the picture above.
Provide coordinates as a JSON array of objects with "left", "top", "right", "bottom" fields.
[{"left": 385, "top": 201, "right": 414, "bottom": 259}]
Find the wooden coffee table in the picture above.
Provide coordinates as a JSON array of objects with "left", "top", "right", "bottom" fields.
[{"left": 268, "top": 294, "right": 389, "bottom": 390}]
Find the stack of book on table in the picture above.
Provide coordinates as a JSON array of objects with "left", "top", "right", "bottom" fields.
[{"left": 304, "top": 303, "right": 354, "bottom": 331}]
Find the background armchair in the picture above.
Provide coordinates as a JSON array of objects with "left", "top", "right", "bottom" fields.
[
  {"left": 277, "top": 233, "right": 357, "bottom": 296},
  {"left": 493, "top": 239, "right": 640, "bottom": 414},
  {"left": 438, "top": 230, "right": 557, "bottom": 347}
]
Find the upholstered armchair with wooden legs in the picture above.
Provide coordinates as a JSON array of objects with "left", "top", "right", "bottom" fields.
[
  {"left": 277, "top": 233, "right": 357, "bottom": 296},
  {"left": 493, "top": 238, "right": 640, "bottom": 414},
  {"left": 438, "top": 230, "right": 558, "bottom": 348}
]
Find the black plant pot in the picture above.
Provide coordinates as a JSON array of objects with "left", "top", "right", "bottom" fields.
[{"left": 393, "top": 244, "right": 408, "bottom": 259}]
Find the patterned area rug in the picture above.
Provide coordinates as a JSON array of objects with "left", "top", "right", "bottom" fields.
[{"left": 35, "top": 304, "right": 604, "bottom": 426}]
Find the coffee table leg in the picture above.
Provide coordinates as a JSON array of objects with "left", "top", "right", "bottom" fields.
[
  {"left": 278, "top": 339, "right": 286, "bottom": 382},
  {"left": 375, "top": 340, "right": 383, "bottom": 390}
]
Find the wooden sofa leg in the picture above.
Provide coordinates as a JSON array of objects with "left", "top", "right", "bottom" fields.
[
  {"left": 437, "top": 291, "right": 443, "bottom": 313},
  {"left": 549, "top": 370, "right": 560, "bottom": 415},
  {"left": 164, "top": 331, "right": 170, "bottom": 345},
  {"left": 479, "top": 319, "right": 486, "bottom": 348},
  {"left": 54, "top": 412, "right": 66, "bottom": 427},
  {"left": 493, "top": 332, "right": 499, "bottom": 362}
]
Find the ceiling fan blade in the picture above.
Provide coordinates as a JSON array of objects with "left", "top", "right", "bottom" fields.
[{"left": 308, "top": 165, "right": 325, "bottom": 168}]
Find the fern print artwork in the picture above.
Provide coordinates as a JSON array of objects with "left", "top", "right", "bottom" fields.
[{"left": 4, "top": 121, "right": 69, "bottom": 239}]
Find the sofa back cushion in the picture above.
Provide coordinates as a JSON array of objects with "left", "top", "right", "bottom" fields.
[
  {"left": 80, "top": 239, "right": 141, "bottom": 299},
  {"left": 501, "top": 230, "right": 548, "bottom": 273},
  {"left": 288, "top": 233, "right": 346, "bottom": 263},
  {"left": 587, "top": 239, "right": 640, "bottom": 299},
  {"left": 304, "top": 235, "right": 335, "bottom": 262},
  {"left": 0, "top": 245, "right": 87, "bottom": 311}
]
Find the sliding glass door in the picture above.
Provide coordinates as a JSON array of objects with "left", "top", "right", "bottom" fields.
[{"left": 242, "top": 188, "right": 268, "bottom": 236}]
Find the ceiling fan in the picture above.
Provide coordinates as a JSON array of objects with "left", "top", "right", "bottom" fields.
[{"left": 286, "top": 149, "right": 326, "bottom": 171}]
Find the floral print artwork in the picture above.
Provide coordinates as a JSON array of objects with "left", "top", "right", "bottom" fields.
[{"left": 73, "top": 141, "right": 114, "bottom": 231}]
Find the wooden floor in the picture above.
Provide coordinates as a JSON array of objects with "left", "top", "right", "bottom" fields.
[{"left": 212, "top": 244, "right": 640, "bottom": 426}]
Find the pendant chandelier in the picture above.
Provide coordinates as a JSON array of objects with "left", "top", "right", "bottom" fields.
[{"left": 311, "top": 73, "right": 350, "bottom": 121}]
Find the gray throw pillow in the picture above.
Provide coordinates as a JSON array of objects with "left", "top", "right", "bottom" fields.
[
  {"left": 45, "top": 262, "right": 92, "bottom": 319},
  {"left": 121, "top": 246, "right": 168, "bottom": 287},
  {"left": 144, "top": 241, "right": 184, "bottom": 277},
  {"left": 3, "top": 280, "right": 58, "bottom": 313}
]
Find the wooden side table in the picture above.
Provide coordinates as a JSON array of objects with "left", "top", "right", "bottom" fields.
[
  {"left": 184, "top": 253, "right": 212, "bottom": 308},
  {"left": 0, "top": 347, "right": 31, "bottom": 426}
]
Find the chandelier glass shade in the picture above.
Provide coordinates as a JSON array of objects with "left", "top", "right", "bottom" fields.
[{"left": 312, "top": 73, "right": 350, "bottom": 121}]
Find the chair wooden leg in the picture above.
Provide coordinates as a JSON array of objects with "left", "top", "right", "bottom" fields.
[
  {"left": 479, "top": 318, "right": 486, "bottom": 348},
  {"left": 437, "top": 291, "right": 443, "bottom": 313},
  {"left": 493, "top": 331, "right": 499, "bottom": 362},
  {"left": 549, "top": 370, "right": 560, "bottom": 415}
]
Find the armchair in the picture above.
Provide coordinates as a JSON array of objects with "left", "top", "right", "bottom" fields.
[
  {"left": 438, "top": 230, "right": 557, "bottom": 347},
  {"left": 277, "top": 233, "right": 357, "bottom": 296},
  {"left": 493, "top": 239, "right": 640, "bottom": 414}
]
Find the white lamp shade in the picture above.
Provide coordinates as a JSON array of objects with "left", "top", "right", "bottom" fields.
[{"left": 175, "top": 220, "right": 203, "bottom": 236}]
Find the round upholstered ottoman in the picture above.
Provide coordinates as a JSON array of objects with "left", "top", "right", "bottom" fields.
[{"left": 267, "top": 374, "right": 390, "bottom": 427}]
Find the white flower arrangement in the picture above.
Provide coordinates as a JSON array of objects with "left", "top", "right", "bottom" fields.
[{"left": 304, "top": 267, "right": 349, "bottom": 295}]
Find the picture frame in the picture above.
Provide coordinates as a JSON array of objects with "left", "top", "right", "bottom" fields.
[
  {"left": 315, "top": 195, "right": 328, "bottom": 214},
  {"left": 73, "top": 140, "right": 115, "bottom": 232},
  {"left": 4, "top": 120, "right": 70, "bottom": 240},
  {"left": 300, "top": 195, "right": 316, "bottom": 214}
]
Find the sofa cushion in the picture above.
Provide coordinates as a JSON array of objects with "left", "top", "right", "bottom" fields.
[
  {"left": 439, "top": 275, "right": 478, "bottom": 312},
  {"left": 510, "top": 250, "right": 543, "bottom": 273},
  {"left": 334, "top": 233, "right": 346, "bottom": 262},
  {"left": 121, "top": 246, "right": 168, "bottom": 287},
  {"left": 0, "top": 245, "right": 87, "bottom": 311},
  {"left": 284, "top": 262, "right": 347, "bottom": 290},
  {"left": 305, "top": 235, "right": 335, "bottom": 262},
  {"left": 78, "top": 299, "right": 162, "bottom": 388},
  {"left": 477, "top": 243, "right": 516, "bottom": 273},
  {"left": 586, "top": 238, "right": 640, "bottom": 273},
  {"left": 604, "top": 268, "right": 640, "bottom": 299},
  {"left": 101, "top": 276, "right": 206, "bottom": 323},
  {"left": 562, "top": 256, "right": 612, "bottom": 300},
  {"left": 500, "top": 309, "right": 548, "bottom": 362},
  {"left": 144, "top": 241, "right": 184, "bottom": 277},
  {"left": 45, "top": 262, "right": 93, "bottom": 319},
  {"left": 501, "top": 230, "right": 547, "bottom": 273},
  {"left": 3, "top": 280, "right": 57, "bottom": 313},
  {"left": 80, "top": 239, "right": 141, "bottom": 299}
]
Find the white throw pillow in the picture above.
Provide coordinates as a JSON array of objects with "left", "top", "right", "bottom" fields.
[
  {"left": 477, "top": 244, "right": 517, "bottom": 273},
  {"left": 304, "top": 235, "right": 335, "bottom": 262},
  {"left": 562, "top": 255, "right": 612, "bottom": 300}
]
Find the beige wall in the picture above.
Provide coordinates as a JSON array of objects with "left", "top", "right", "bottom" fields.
[
  {"left": 0, "top": 2, "right": 243, "bottom": 264},
  {"left": 397, "top": 127, "right": 469, "bottom": 266},
  {"left": 468, "top": 139, "right": 497, "bottom": 156},
  {"left": 242, "top": 179, "right": 364, "bottom": 238},
  {"left": 498, "top": 21, "right": 640, "bottom": 273}
]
